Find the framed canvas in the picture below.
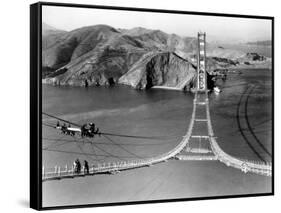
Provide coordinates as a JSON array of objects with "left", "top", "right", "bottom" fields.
[{"left": 30, "top": 1, "right": 274, "bottom": 210}]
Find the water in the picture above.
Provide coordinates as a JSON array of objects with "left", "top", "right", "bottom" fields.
[
  {"left": 42, "top": 69, "right": 272, "bottom": 207},
  {"left": 221, "top": 44, "right": 272, "bottom": 57},
  {"left": 210, "top": 69, "right": 272, "bottom": 162}
]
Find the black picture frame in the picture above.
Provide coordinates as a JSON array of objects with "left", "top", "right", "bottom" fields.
[{"left": 30, "top": 1, "right": 274, "bottom": 210}]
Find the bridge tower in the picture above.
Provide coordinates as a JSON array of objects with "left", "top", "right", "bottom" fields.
[
  {"left": 197, "top": 32, "right": 207, "bottom": 92},
  {"left": 176, "top": 32, "right": 216, "bottom": 161}
]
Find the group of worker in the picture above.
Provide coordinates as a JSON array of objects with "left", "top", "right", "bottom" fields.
[
  {"left": 56, "top": 121, "right": 101, "bottom": 138},
  {"left": 81, "top": 123, "right": 101, "bottom": 138},
  {"left": 73, "top": 159, "right": 89, "bottom": 174},
  {"left": 57, "top": 122, "right": 76, "bottom": 136}
]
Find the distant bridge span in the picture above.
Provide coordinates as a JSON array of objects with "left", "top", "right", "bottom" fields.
[{"left": 43, "top": 32, "right": 271, "bottom": 182}]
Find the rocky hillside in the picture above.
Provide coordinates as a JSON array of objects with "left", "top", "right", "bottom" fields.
[
  {"left": 119, "top": 52, "right": 196, "bottom": 89},
  {"left": 42, "top": 24, "right": 198, "bottom": 88},
  {"left": 42, "top": 24, "right": 272, "bottom": 89}
]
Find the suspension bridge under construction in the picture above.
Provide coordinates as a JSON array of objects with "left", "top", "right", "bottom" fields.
[{"left": 42, "top": 32, "right": 272, "bottom": 182}]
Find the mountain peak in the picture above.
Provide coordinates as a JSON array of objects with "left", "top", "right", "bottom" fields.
[{"left": 70, "top": 24, "right": 118, "bottom": 33}]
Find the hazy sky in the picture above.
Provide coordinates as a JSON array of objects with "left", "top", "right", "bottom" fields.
[{"left": 42, "top": 5, "right": 271, "bottom": 43}]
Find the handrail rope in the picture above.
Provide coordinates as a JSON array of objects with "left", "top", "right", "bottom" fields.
[
  {"left": 102, "top": 135, "right": 145, "bottom": 159},
  {"left": 43, "top": 112, "right": 176, "bottom": 140},
  {"left": 42, "top": 137, "right": 176, "bottom": 146}
]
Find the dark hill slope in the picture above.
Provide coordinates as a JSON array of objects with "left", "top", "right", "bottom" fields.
[
  {"left": 119, "top": 52, "right": 196, "bottom": 89},
  {"left": 45, "top": 46, "right": 146, "bottom": 86},
  {"left": 42, "top": 28, "right": 151, "bottom": 86},
  {"left": 42, "top": 24, "right": 198, "bottom": 77},
  {"left": 42, "top": 25, "right": 121, "bottom": 70}
]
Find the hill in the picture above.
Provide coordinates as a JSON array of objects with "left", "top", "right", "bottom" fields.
[
  {"left": 119, "top": 52, "right": 196, "bottom": 89},
  {"left": 42, "top": 23, "right": 272, "bottom": 89}
]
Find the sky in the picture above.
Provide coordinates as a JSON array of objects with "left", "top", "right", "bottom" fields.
[{"left": 42, "top": 5, "right": 272, "bottom": 43}]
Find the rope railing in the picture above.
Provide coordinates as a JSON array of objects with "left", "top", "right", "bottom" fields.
[{"left": 209, "top": 136, "right": 271, "bottom": 175}]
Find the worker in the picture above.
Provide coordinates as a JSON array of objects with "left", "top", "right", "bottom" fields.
[
  {"left": 81, "top": 124, "right": 87, "bottom": 138},
  {"left": 84, "top": 160, "right": 89, "bottom": 174},
  {"left": 89, "top": 123, "right": 95, "bottom": 133},
  {"left": 75, "top": 159, "right": 81, "bottom": 174},
  {"left": 61, "top": 123, "right": 67, "bottom": 134}
]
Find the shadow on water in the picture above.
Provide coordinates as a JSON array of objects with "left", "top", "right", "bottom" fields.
[
  {"left": 244, "top": 86, "right": 272, "bottom": 157},
  {"left": 235, "top": 85, "right": 270, "bottom": 162}
]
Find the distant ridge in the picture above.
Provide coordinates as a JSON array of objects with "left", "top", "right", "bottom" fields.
[
  {"left": 246, "top": 40, "right": 271, "bottom": 46},
  {"left": 42, "top": 22, "right": 66, "bottom": 36}
]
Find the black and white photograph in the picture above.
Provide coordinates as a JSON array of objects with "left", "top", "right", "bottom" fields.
[{"left": 34, "top": 2, "right": 273, "bottom": 209}]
